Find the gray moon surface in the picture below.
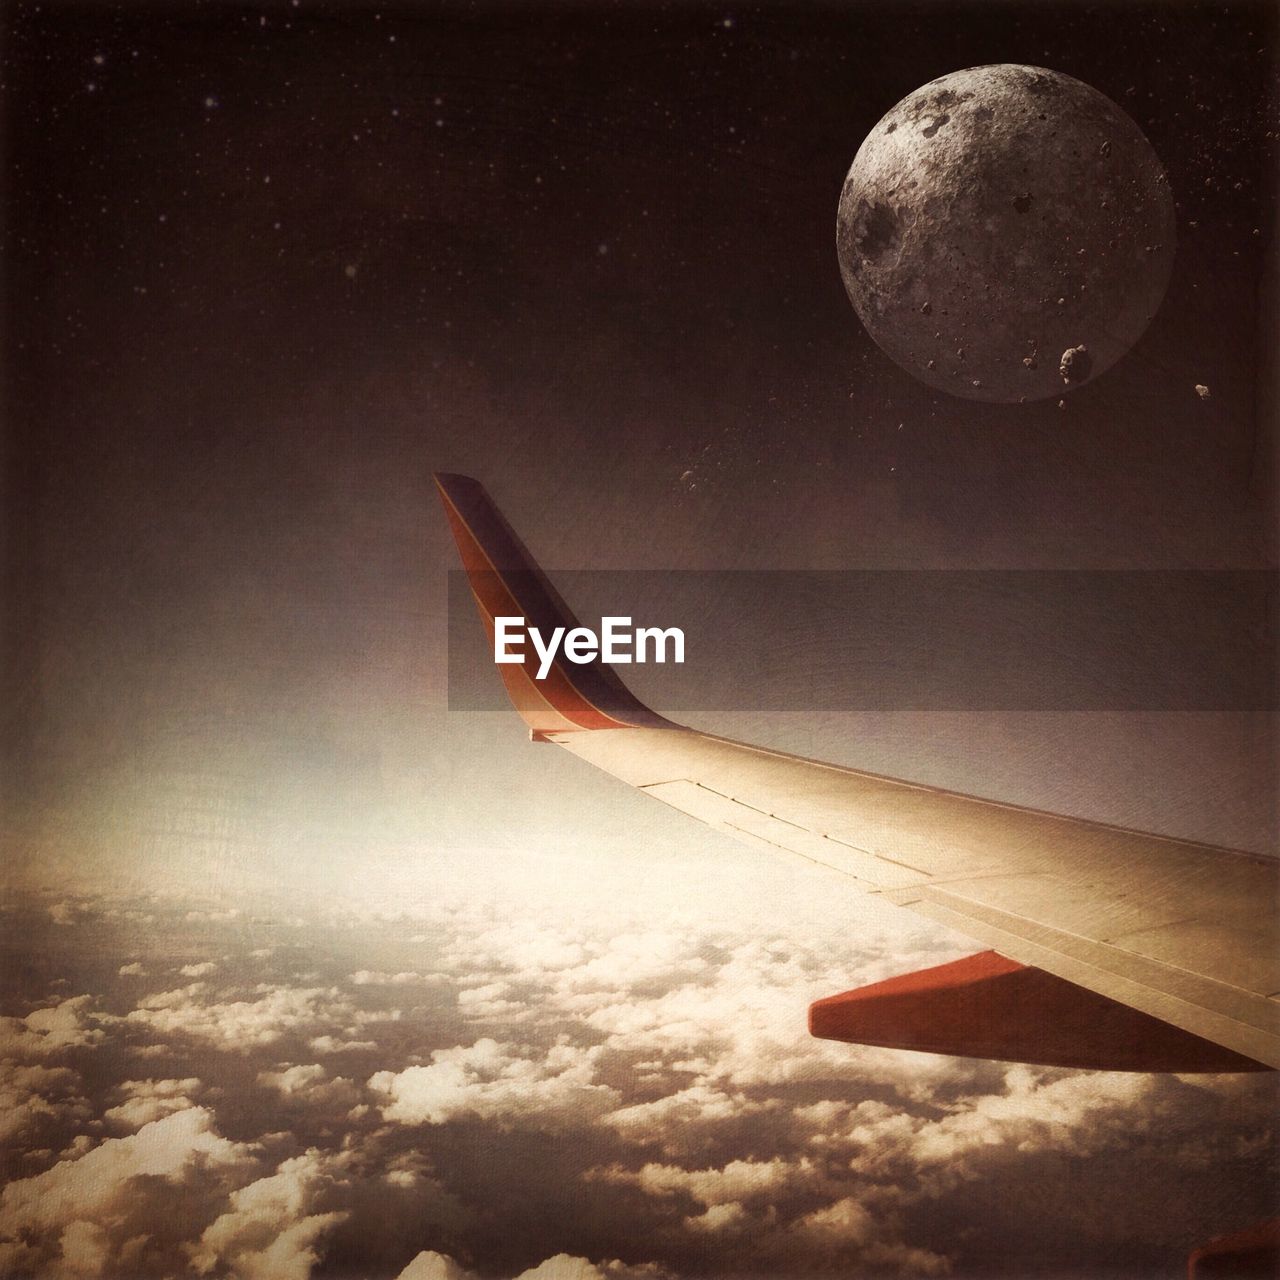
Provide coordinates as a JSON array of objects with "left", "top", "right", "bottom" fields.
[{"left": 836, "top": 64, "right": 1176, "bottom": 402}]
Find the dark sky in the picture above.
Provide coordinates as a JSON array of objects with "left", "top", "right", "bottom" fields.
[
  {"left": 2, "top": 1, "right": 1277, "bottom": 882},
  {"left": 1, "top": 8, "right": 1278, "bottom": 1280}
]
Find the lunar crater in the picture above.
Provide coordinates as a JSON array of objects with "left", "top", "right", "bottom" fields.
[{"left": 851, "top": 200, "right": 902, "bottom": 264}]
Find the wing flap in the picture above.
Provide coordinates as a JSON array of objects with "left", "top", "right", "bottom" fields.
[
  {"left": 641, "top": 778, "right": 926, "bottom": 890},
  {"left": 912, "top": 887, "right": 1280, "bottom": 1068}
]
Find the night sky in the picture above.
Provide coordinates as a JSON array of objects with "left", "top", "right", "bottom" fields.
[
  {"left": 4, "top": 1, "right": 1278, "bottom": 852},
  {"left": 1, "top": 3, "right": 1277, "bottom": 1278}
]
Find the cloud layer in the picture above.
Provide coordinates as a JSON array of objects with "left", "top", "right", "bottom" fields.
[{"left": 0, "top": 888, "right": 1274, "bottom": 1279}]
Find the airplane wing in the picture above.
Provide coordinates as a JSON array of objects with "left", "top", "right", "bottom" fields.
[{"left": 435, "top": 472, "right": 1280, "bottom": 1072}]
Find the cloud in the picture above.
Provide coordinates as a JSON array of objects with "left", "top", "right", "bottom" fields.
[
  {"left": 103, "top": 1078, "right": 204, "bottom": 1132},
  {"left": 0, "top": 887, "right": 1272, "bottom": 1280},
  {"left": 257, "top": 1063, "right": 328, "bottom": 1094},
  {"left": 595, "top": 1157, "right": 810, "bottom": 1208},
  {"left": 456, "top": 981, "right": 526, "bottom": 1020},
  {"left": 0, "top": 1106, "right": 255, "bottom": 1272},
  {"left": 514, "top": 1256, "right": 673, "bottom": 1280},
  {"left": 188, "top": 1148, "right": 348, "bottom": 1280},
  {"left": 0, "top": 1062, "right": 90, "bottom": 1146},
  {"left": 349, "top": 970, "right": 441, "bottom": 986},
  {"left": 56, "top": 1219, "right": 113, "bottom": 1274},
  {"left": 787, "top": 1200, "right": 950, "bottom": 1276},
  {"left": 256, "top": 1064, "right": 361, "bottom": 1109},
  {"left": 117, "top": 962, "right": 146, "bottom": 977},
  {"left": 180, "top": 961, "right": 219, "bottom": 977},
  {"left": 396, "top": 1251, "right": 481, "bottom": 1280},
  {"left": 603, "top": 1083, "right": 775, "bottom": 1155},
  {"left": 309, "top": 1034, "right": 378, "bottom": 1054},
  {"left": 828, "top": 1065, "right": 1157, "bottom": 1182},
  {"left": 382, "top": 1150, "right": 437, "bottom": 1190},
  {"left": 394, "top": 1254, "right": 672, "bottom": 1280},
  {"left": 683, "top": 1202, "right": 752, "bottom": 1235},
  {"left": 0, "top": 997, "right": 106, "bottom": 1059},
  {"left": 126, "top": 983, "right": 357, "bottom": 1052},
  {"left": 370, "top": 1037, "right": 620, "bottom": 1129}
]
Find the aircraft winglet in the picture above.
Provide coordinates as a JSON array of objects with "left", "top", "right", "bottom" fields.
[{"left": 434, "top": 473, "right": 675, "bottom": 735}]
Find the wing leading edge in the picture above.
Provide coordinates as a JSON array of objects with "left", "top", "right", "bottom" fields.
[{"left": 435, "top": 473, "right": 1280, "bottom": 1071}]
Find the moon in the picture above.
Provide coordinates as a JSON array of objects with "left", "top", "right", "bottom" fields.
[{"left": 836, "top": 65, "right": 1176, "bottom": 402}]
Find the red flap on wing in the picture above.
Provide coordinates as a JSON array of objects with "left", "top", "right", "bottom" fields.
[{"left": 809, "top": 951, "right": 1270, "bottom": 1073}]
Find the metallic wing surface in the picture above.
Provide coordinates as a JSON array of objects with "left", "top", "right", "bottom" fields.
[{"left": 435, "top": 472, "right": 1279, "bottom": 1072}]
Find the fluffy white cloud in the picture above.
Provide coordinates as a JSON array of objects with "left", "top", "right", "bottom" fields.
[
  {"left": 257, "top": 1063, "right": 328, "bottom": 1094},
  {"left": 126, "top": 983, "right": 356, "bottom": 1052},
  {"left": 180, "top": 961, "right": 219, "bottom": 977},
  {"left": 835, "top": 1065, "right": 1156, "bottom": 1180},
  {"left": 396, "top": 1250, "right": 481, "bottom": 1280},
  {"left": 0, "top": 1106, "right": 255, "bottom": 1272},
  {"left": 595, "top": 1157, "right": 811, "bottom": 1208},
  {"left": 256, "top": 1064, "right": 360, "bottom": 1108},
  {"left": 1, "top": 886, "right": 1271, "bottom": 1280},
  {"left": 393, "top": 1254, "right": 672, "bottom": 1280},
  {"left": 308, "top": 1034, "right": 378, "bottom": 1054},
  {"left": 382, "top": 1150, "right": 437, "bottom": 1190},
  {"left": 188, "top": 1148, "right": 348, "bottom": 1280},
  {"left": 604, "top": 1083, "right": 775, "bottom": 1155},
  {"left": 0, "top": 1062, "right": 89, "bottom": 1145},
  {"left": 370, "top": 1038, "right": 620, "bottom": 1128},
  {"left": 0, "top": 997, "right": 106, "bottom": 1059},
  {"left": 787, "top": 1199, "right": 950, "bottom": 1276},
  {"left": 56, "top": 1219, "right": 113, "bottom": 1274},
  {"left": 683, "top": 1202, "right": 752, "bottom": 1235},
  {"left": 349, "top": 970, "right": 442, "bottom": 986},
  {"left": 103, "top": 1078, "right": 204, "bottom": 1131},
  {"left": 117, "top": 962, "right": 146, "bottom": 977},
  {"left": 514, "top": 1256, "right": 672, "bottom": 1280},
  {"left": 438, "top": 923, "right": 591, "bottom": 979}
]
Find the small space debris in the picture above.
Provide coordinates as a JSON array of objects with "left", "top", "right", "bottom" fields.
[
  {"left": 1194, "top": 384, "right": 1211, "bottom": 400},
  {"left": 1059, "top": 344, "right": 1091, "bottom": 384}
]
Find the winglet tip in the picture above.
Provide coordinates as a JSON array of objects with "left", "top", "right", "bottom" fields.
[{"left": 433, "top": 471, "right": 480, "bottom": 496}]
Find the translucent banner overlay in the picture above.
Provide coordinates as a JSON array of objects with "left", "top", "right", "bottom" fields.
[{"left": 447, "top": 570, "right": 1276, "bottom": 712}]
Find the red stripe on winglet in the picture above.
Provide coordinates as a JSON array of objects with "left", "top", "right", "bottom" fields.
[
  {"left": 438, "top": 488, "right": 628, "bottom": 729},
  {"left": 435, "top": 473, "right": 673, "bottom": 733}
]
